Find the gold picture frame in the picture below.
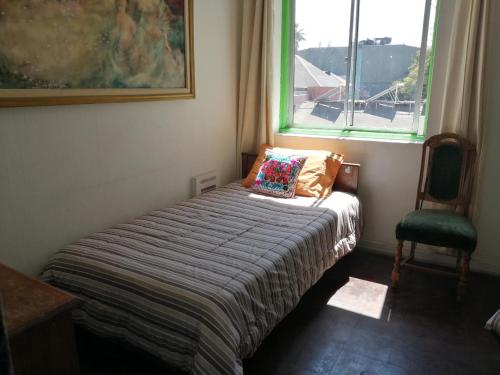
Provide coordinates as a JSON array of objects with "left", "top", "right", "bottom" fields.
[{"left": 0, "top": 0, "right": 195, "bottom": 107}]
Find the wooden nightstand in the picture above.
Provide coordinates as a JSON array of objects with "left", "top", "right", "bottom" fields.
[{"left": 0, "top": 263, "right": 81, "bottom": 375}]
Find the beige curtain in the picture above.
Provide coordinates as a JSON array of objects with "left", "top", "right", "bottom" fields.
[
  {"left": 236, "top": 0, "right": 275, "bottom": 175},
  {"left": 437, "top": 0, "right": 494, "bottom": 218}
]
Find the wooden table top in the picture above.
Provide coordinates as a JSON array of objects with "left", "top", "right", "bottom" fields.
[{"left": 0, "top": 264, "right": 80, "bottom": 338}]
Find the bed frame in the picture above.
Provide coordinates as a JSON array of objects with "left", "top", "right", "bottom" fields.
[{"left": 241, "top": 153, "right": 360, "bottom": 195}]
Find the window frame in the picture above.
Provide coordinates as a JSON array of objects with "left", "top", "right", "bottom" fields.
[{"left": 279, "top": 0, "right": 441, "bottom": 142}]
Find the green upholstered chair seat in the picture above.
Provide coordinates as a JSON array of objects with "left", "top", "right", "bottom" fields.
[{"left": 396, "top": 209, "right": 477, "bottom": 252}]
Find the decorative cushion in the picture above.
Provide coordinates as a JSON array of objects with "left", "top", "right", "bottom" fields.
[
  {"left": 396, "top": 209, "right": 477, "bottom": 252},
  {"left": 485, "top": 309, "right": 500, "bottom": 337},
  {"left": 251, "top": 151, "right": 306, "bottom": 198},
  {"left": 242, "top": 144, "right": 344, "bottom": 197}
]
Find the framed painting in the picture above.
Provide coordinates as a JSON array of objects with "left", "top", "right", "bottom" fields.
[{"left": 0, "top": 0, "right": 194, "bottom": 107}]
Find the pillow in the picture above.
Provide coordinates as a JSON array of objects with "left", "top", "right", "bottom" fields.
[
  {"left": 251, "top": 151, "right": 307, "bottom": 198},
  {"left": 242, "top": 144, "right": 273, "bottom": 188},
  {"left": 274, "top": 147, "right": 344, "bottom": 197},
  {"left": 242, "top": 145, "right": 344, "bottom": 197}
]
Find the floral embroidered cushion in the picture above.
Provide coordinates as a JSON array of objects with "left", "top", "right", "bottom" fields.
[{"left": 251, "top": 151, "right": 307, "bottom": 198}]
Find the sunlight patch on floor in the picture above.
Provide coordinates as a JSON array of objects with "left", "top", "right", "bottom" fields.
[{"left": 327, "top": 277, "right": 388, "bottom": 319}]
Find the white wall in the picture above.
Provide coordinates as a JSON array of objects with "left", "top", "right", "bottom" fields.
[
  {"left": 0, "top": 0, "right": 241, "bottom": 276},
  {"left": 275, "top": 0, "right": 500, "bottom": 275}
]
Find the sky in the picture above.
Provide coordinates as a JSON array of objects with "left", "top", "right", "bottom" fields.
[{"left": 296, "top": 0, "right": 436, "bottom": 50}]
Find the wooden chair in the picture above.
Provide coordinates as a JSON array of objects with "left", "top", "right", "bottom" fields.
[{"left": 391, "top": 133, "right": 477, "bottom": 302}]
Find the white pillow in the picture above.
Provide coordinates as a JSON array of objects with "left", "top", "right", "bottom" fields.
[{"left": 485, "top": 309, "right": 500, "bottom": 336}]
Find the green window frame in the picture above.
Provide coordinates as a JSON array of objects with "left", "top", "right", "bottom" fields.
[{"left": 279, "top": 0, "right": 441, "bottom": 142}]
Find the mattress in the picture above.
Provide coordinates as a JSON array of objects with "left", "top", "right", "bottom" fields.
[{"left": 42, "top": 182, "right": 362, "bottom": 375}]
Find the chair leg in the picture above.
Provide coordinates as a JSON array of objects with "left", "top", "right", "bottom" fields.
[
  {"left": 455, "top": 249, "right": 463, "bottom": 271},
  {"left": 409, "top": 242, "right": 416, "bottom": 261},
  {"left": 457, "top": 252, "right": 471, "bottom": 302},
  {"left": 391, "top": 240, "right": 404, "bottom": 289}
]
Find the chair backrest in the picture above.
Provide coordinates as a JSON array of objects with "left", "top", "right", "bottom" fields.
[{"left": 415, "top": 133, "right": 476, "bottom": 215}]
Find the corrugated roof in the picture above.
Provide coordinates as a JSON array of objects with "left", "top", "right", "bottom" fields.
[{"left": 294, "top": 55, "right": 346, "bottom": 89}]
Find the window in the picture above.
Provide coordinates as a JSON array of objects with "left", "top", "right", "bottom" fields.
[{"left": 280, "top": 0, "right": 439, "bottom": 139}]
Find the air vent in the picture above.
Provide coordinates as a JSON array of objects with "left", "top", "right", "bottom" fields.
[{"left": 192, "top": 171, "right": 218, "bottom": 197}]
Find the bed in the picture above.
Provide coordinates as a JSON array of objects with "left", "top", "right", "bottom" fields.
[{"left": 42, "top": 161, "right": 362, "bottom": 375}]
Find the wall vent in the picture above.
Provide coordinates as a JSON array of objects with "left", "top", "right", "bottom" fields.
[{"left": 192, "top": 171, "right": 218, "bottom": 197}]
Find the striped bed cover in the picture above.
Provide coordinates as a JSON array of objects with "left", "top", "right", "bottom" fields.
[{"left": 42, "top": 182, "right": 362, "bottom": 375}]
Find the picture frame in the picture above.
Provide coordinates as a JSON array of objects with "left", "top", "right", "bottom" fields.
[{"left": 0, "top": 0, "right": 195, "bottom": 107}]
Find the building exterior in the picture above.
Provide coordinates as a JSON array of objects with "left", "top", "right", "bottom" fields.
[
  {"left": 298, "top": 44, "right": 419, "bottom": 99},
  {"left": 294, "top": 55, "right": 346, "bottom": 108}
]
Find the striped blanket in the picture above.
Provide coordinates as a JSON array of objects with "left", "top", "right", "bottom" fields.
[{"left": 42, "top": 182, "right": 362, "bottom": 375}]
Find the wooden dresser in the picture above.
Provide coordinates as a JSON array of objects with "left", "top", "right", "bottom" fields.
[{"left": 0, "top": 263, "right": 81, "bottom": 375}]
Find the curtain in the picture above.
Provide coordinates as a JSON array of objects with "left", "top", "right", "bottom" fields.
[
  {"left": 436, "top": 0, "right": 495, "bottom": 219},
  {"left": 486, "top": 309, "right": 500, "bottom": 336},
  {"left": 236, "top": 0, "right": 275, "bottom": 175}
]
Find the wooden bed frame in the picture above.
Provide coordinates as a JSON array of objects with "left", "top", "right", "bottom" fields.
[{"left": 241, "top": 153, "right": 360, "bottom": 195}]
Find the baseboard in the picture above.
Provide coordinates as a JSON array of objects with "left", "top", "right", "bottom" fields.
[{"left": 358, "top": 240, "right": 500, "bottom": 277}]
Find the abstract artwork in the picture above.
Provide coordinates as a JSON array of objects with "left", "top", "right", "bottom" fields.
[{"left": 0, "top": 0, "right": 194, "bottom": 107}]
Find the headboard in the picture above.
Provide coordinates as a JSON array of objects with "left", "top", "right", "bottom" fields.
[{"left": 241, "top": 153, "right": 360, "bottom": 195}]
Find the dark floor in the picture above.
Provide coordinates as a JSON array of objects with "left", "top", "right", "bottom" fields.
[{"left": 78, "top": 251, "right": 500, "bottom": 375}]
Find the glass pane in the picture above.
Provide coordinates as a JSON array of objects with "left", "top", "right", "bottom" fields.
[
  {"left": 351, "top": 0, "right": 435, "bottom": 132},
  {"left": 293, "top": 0, "right": 352, "bottom": 129}
]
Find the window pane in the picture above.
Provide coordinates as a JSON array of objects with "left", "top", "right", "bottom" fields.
[
  {"left": 352, "top": 0, "right": 434, "bottom": 132},
  {"left": 293, "top": 0, "right": 352, "bottom": 129}
]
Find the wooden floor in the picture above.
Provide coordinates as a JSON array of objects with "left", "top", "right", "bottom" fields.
[{"left": 79, "top": 250, "right": 500, "bottom": 375}]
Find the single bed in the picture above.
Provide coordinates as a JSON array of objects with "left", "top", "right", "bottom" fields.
[{"left": 42, "top": 163, "right": 362, "bottom": 375}]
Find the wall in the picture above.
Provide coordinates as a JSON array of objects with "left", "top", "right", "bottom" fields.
[
  {"left": 275, "top": 0, "right": 500, "bottom": 275},
  {"left": 0, "top": 0, "right": 240, "bottom": 276}
]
